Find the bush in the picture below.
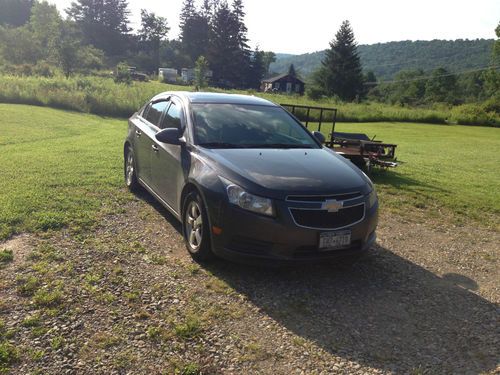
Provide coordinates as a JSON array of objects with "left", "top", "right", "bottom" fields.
[
  {"left": 0, "top": 73, "right": 497, "bottom": 126},
  {"left": 33, "top": 62, "right": 55, "bottom": 77},
  {"left": 449, "top": 103, "right": 499, "bottom": 127},
  {"left": 306, "top": 86, "right": 325, "bottom": 100},
  {"left": 114, "top": 63, "right": 132, "bottom": 85}
]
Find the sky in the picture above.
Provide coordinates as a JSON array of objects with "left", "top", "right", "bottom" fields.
[{"left": 50, "top": 0, "right": 500, "bottom": 55}]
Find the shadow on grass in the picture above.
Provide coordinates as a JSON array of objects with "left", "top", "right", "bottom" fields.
[
  {"left": 203, "top": 247, "right": 497, "bottom": 373},
  {"left": 370, "top": 168, "right": 449, "bottom": 195}
]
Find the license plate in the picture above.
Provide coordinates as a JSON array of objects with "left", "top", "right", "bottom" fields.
[{"left": 319, "top": 230, "right": 351, "bottom": 250}]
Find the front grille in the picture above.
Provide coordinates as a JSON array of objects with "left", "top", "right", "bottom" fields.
[
  {"left": 286, "top": 192, "right": 361, "bottom": 202},
  {"left": 290, "top": 204, "right": 365, "bottom": 229}
]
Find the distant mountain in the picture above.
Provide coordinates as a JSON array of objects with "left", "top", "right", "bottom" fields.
[{"left": 270, "top": 39, "right": 495, "bottom": 81}]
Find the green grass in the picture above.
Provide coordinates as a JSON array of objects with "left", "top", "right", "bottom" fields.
[
  {"left": 0, "top": 249, "right": 13, "bottom": 264},
  {"left": 0, "top": 103, "right": 129, "bottom": 240},
  {"left": 315, "top": 121, "right": 500, "bottom": 226},
  {"left": 0, "top": 104, "right": 498, "bottom": 243}
]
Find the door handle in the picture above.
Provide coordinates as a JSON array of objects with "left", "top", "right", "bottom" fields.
[
  {"left": 152, "top": 144, "right": 159, "bottom": 152},
  {"left": 135, "top": 130, "right": 142, "bottom": 137}
]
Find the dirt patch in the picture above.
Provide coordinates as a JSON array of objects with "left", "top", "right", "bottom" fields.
[
  {"left": 0, "top": 234, "right": 35, "bottom": 268},
  {"left": 0, "top": 193, "right": 498, "bottom": 374}
]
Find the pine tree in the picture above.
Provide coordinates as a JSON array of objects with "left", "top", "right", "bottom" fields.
[
  {"left": 231, "top": 0, "right": 251, "bottom": 85},
  {"left": 314, "top": 20, "right": 364, "bottom": 101},
  {"left": 179, "top": 0, "right": 195, "bottom": 30},
  {"left": 207, "top": 1, "right": 242, "bottom": 86},
  {"left": 288, "top": 63, "right": 296, "bottom": 77},
  {"left": 179, "top": 0, "right": 210, "bottom": 64},
  {"left": 248, "top": 48, "right": 266, "bottom": 89}
]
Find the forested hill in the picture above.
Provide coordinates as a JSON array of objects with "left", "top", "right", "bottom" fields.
[{"left": 270, "top": 39, "right": 495, "bottom": 80}]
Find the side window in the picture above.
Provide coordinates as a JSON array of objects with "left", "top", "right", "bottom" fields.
[
  {"left": 160, "top": 101, "right": 182, "bottom": 130},
  {"left": 144, "top": 100, "right": 169, "bottom": 127},
  {"left": 141, "top": 103, "right": 152, "bottom": 118}
]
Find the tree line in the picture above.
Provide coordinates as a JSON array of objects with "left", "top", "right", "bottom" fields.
[
  {"left": 0, "top": 0, "right": 277, "bottom": 87},
  {"left": 310, "top": 20, "right": 499, "bottom": 105},
  {"left": 0, "top": 0, "right": 498, "bottom": 105}
]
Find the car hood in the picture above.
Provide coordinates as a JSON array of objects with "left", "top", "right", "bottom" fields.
[{"left": 199, "top": 147, "right": 370, "bottom": 198}]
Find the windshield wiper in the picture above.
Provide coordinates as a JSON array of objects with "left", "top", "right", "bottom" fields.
[
  {"left": 198, "top": 142, "right": 244, "bottom": 149},
  {"left": 246, "top": 143, "right": 314, "bottom": 149}
]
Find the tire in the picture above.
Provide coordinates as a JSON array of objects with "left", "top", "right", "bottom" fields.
[
  {"left": 182, "top": 191, "right": 214, "bottom": 261},
  {"left": 124, "top": 146, "right": 139, "bottom": 192}
]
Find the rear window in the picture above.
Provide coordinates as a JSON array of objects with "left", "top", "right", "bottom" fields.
[{"left": 144, "top": 101, "right": 169, "bottom": 127}]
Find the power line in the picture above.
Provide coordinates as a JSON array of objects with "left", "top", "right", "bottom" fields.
[
  {"left": 363, "top": 65, "right": 499, "bottom": 86},
  {"left": 359, "top": 50, "right": 493, "bottom": 70}
]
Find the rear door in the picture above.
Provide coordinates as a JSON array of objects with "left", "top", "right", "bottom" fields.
[
  {"left": 151, "top": 98, "right": 185, "bottom": 211},
  {"left": 134, "top": 99, "right": 170, "bottom": 186}
]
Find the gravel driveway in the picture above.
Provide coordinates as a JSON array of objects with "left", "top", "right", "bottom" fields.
[{"left": 0, "top": 191, "right": 498, "bottom": 374}]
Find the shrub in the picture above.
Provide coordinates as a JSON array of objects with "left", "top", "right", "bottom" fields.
[
  {"left": 33, "top": 62, "right": 55, "bottom": 77},
  {"left": 306, "top": 86, "right": 325, "bottom": 100},
  {"left": 114, "top": 63, "right": 132, "bottom": 85}
]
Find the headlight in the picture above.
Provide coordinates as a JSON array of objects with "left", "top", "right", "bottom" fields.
[
  {"left": 222, "top": 180, "right": 274, "bottom": 217},
  {"left": 368, "top": 188, "right": 378, "bottom": 208}
]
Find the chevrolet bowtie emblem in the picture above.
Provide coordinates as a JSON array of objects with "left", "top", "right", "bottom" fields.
[{"left": 322, "top": 199, "right": 343, "bottom": 212}]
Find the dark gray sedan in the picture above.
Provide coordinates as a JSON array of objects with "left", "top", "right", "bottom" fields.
[{"left": 124, "top": 92, "right": 378, "bottom": 263}]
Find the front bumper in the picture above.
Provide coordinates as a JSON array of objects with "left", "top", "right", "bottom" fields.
[{"left": 208, "top": 196, "right": 378, "bottom": 264}]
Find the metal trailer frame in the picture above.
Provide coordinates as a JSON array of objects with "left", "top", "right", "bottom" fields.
[{"left": 281, "top": 103, "right": 398, "bottom": 170}]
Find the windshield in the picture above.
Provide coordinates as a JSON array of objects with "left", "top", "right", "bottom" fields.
[{"left": 191, "top": 103, "right": 320, "bottom": 149}]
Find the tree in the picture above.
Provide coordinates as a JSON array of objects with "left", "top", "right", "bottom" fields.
[
  {"left": 288, "top": 63, "right": 296, "bottom": 77},
  {"left": 207, "top": 1, "right": 240, "bottom": 86},
  {"left": 0, "top": 26, "right": 41, "bottom": 64},
  {"left": 57, "top": 20, "right": 103, "bottom": 77},
  {"left": 29, "top": 1, "right": 61, "bottom": 63},
  {"left": 425, "top": 67, "right": 457, "bottom": 103},
  {"left": 314, "top": 20, "right": 365, "bottom": 100},
  {"left": 493, "top": 22, "right": 500, "bottom": 65},
  {"left": 179, "top": 0, "right": 210, "bottom": 63},
  {"left": 230, "top": 0, "right": 251, "bottom": 84},
  {"left": 66, "top": 0, "right": 131, "bottom": 56},
  {"left": 138, "top": 10, "right": 169, "bottom": 72},
  {"left": 194, "top": 55, "right": 209, "bottom": 88},
  {"left": 0, "top": 0, "right": 33, "bottom": 27},
  {"left": 262, "top": 51, "right": 276, "bottom": 76},
  {"left": 388, "top": 69, "right": 427, "bottom": 105},
  {"left": 206, "top": 0, "right": 251, "bottom": 87},
  {"left": 365, "top": 71, "right": 377, "bottom": 84},
  {"left": 247, "top": 48, "right": 265, "bottom": 89}
]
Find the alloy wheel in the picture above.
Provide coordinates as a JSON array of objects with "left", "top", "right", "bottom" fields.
[
  {"left": 185, "top": 201, "right": 203, "bottom": 251},
  {"left": 126, "top": 152, "right": 134, "bottom": 186}
]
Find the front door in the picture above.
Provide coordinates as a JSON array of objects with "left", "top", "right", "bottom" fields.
[
  {"left": 286, "top": 82, "right": 292, "bottom": 93},
  {"left": 151, "top": 99, "right": 184, "bottom": 211}
]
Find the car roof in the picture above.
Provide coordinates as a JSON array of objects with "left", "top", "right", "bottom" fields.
[{"left": 152, "top": 91, "right": 277, "bottom": 107}]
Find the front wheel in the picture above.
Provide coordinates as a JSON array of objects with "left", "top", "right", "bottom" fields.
[{"left": 182, "top": 192, "right": 214, "bottom": 261}]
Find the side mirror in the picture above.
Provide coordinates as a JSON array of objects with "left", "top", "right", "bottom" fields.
[
  {"left": 312, "top": 131, "right": 325, "bottom": 144},
  {"left": 155, "top": 128, "right": 183, "bottom": 145}
]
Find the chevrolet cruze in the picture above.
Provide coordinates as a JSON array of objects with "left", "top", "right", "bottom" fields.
[{"left": 124, "top": 92, "right": 378, "bottom": 263}]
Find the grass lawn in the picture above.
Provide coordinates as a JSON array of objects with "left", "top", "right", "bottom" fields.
[
  {"left": 0, "top": 104, "right": 130, "bottom": 240},
  {"left": 316, "top": 121, "right": 500, "bottom": 226},
  {"left": 0, "top": 103, "right": 498, "bottom": 241}
]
